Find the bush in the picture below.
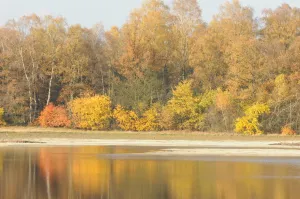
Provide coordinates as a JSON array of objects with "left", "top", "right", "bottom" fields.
[
  {"left": 136, "top": 104, "right": 162, "bottom": 131},
  {"left": 38, "top": 103, "right": 71, "bottom": 127},
  {"left": 281, "top": 126, "right": 297, "bottom": 135},
  {"left": 161, "top": 80, "right": 214, "bottom": 130},
  {"left": 235, "top": 103, "right": 270, "bottom": 135},
  {"left": 69, "top": 95, "right": 112, "bottom": 130},
  {"left": 0, "top": 108, "right": 6, "bottom": 126},
  {"left": 161, "top": 80, "right": 199, "bottom": 130},
  {"left": 113, "top": 105, "right": 138, "bottom": 131}
]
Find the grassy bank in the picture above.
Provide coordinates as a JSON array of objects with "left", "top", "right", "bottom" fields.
[{"left": 0, "top": 127, "right": 300, "bottom": 141}]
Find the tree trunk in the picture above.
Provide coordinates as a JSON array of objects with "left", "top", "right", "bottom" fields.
[
  {"left": 19, "top": 48, "right": 33, "bottom": 123},
  {"left": 46, "top": 66, "right": 54, "bottom": 105}
]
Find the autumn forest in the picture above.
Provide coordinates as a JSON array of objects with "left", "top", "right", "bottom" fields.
[{"left": 0, "top": 0, "right": 300, "bottom": 134}]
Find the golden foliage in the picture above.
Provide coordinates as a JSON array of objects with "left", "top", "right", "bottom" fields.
[
  {"left": 274, "top": 74, "right": 290, "bottom": 99},
  {"left": 113, "top": 103, "right": 162, "bottom": 131},
  {"left": 161, "top": 80, "right": 212, "bottom": 130},
  {"left": 262, "top": 4, "right": 300, "bottom": 46},
  {"left": 69, "top": 95, "right": 112, "bottom": 130},
  {"left": 235, "top": 104, "right": 270, "bottom": 135},
  {"left": 216, "top": 89, "right": 232, "bottom": 111},
  {"left": 0, "top": 108, "right": 6, "bottom": 126},
  {"left": 113, "top": 105, "right": 138, "bottom": 131},
  {"left": 136, "top": 104, "right": 162, "bottom": 131}
]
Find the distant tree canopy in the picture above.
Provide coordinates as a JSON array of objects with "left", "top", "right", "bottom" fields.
[{"left": 0, "top": 0, "right": 299, "bottom": 134}]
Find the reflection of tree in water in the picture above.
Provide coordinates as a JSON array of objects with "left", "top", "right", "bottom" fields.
[
  {"left": 0, "top": 149, "right": 37, "bottom": 199},
  {"left": 38, "top": 147, "right": 69, "bottom": 199},
  {"left": 71, "top": 146, "right": 111, "bottom": 199},
  {"left": 0, "top": 147, "right": 300, "bottom": 199},
  {"left": 0, "top": 152, "right": 3, "bottom": 175}
]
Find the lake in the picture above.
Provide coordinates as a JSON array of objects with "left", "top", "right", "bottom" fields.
[{"left": 0, "top": 145, "right": 300, "bottom": 199}]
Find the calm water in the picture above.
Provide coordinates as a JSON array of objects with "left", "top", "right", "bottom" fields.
[{"left": 0, "top": 146, "right": 300, "bottom": 199}]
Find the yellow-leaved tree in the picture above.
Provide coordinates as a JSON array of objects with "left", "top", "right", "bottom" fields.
[
  {"left": 113, "top": 105, "right": 138, "bottom": 131},
  {"left": 235, "top": 103, "right": 270, "bottom": 135},
  {"left": 136, "top": 103, "right": 162, "bottom": 131},
  {"left": 161, "top": 80, "right": 214, "bottom": 130},
  {"left": 0, "top": 108, "right": 6, "bottom": 126},
  {"left": 69, "top": 95, "right": 112, "bottom": 130}
]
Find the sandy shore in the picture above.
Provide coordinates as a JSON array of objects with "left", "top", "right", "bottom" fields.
[
  {"left": 1, "top": 127, "right": 300, "bottom": 156},
  {"left": 145, "top": 148, "right": 300, "bottom": 157},
  {"left": 1, "top": 138, "right": 300, "bottom": 157}
]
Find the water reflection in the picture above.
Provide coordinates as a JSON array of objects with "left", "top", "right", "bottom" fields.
[{"left": 0, "top": 146, "right": 299, "bottom": 199}]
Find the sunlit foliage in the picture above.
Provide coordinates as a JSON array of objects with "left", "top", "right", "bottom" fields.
[
  {"left": 38, "top": 103, "right": 70, "bottom": 127},
  {"left": 161, "top": 80, "right": 214, "bottom": 130},
  {"left": 0, "top": 108, "right": 6, "bottom": 126},
  {"left": 136, "top": 104, "right": 162, "bottom": 131},
  {"left": 281, "top": 125, "right": 297, "bottom": 135},
  {"left": 113, "top": 105, "right": 138, "bottom": 131},
  {"left": 235, "top": 104, "right": 270, "bottom": 135},
  {"left": 69, "top": 95, "right": 112, "bottom": 130},
  {"left": 0, "top": 1, "right": 300, "bottom": 134}
]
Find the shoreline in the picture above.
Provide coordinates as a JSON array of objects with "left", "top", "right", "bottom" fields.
[
  {"left": 1, "top": 127, "right": 300, "bottom": 156},
  {"left": 0, "top": 138, "right": 300, "bottom": 157},
  {"left": 1, "top": 127, "right": 300, "bottom": 141}
]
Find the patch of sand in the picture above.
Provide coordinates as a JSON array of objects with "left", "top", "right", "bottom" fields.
[
  {"left": 0, "top": 139, "right": 300, "bottom": 157},
  {"left": 145, "top": 148, "right": 300, "bottom": 157}
]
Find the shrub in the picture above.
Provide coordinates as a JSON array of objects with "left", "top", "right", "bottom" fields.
[
  {"left": 69, "top": 95, "right": 112, "bottom": 130},
  {"left": 235, "top": 103, "right": 270, "bottom": 135},
  {"left": 0, "top": 108, "right": 6, "bottom": 126},
  {"left": 136, "top": 104, "right": 162, "bottom": 131},
  {"left": 161, "top": 80, "right": 214, "bottom": 130},
  {"left": 161, "top": 80, "right": 199, "bottom": 130},
  {"left": 281, "top": 126, "right": 297, "bottom": 135},
  {"left": 38, "top": 103, "right": 71, "bottom": 127},
  {"left": 113, "top": 105, "right": 138, "bottom": 131}
]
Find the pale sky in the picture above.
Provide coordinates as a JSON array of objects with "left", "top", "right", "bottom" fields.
[{"left": 0, "top": 0, "right": 299, "bottom": 29}]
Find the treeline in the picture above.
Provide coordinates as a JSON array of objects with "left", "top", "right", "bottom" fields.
[{"left": 0, "top": 0, "right": 299, "bottom": 134}]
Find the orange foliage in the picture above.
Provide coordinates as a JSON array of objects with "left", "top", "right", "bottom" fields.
[
  {"left": 281, "top": 126, "right": 297, "bottom": 135},
  {"left": 38, "top": 103, "right": 71, "bottom": 127}
]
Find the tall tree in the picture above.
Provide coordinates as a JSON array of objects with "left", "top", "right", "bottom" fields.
[
  {"left": 262, "top": 4, "right": 300, "bottom": 48},
  {"left": 115, "top": 0, "right": 172, "bottom": 109},
  {"left": 57, "top": 25, "right": 89, "bottom": 102},
  {"left": 171, "top": 0, "right": 203, "bottom": 80},
  {"left": 5, "top": 14, "right": 43, "bottom": 122}
]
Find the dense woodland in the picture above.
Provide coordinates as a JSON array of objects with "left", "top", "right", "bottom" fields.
[{"left": 0, "top": 0, "right": 300, "bottom": 134}]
